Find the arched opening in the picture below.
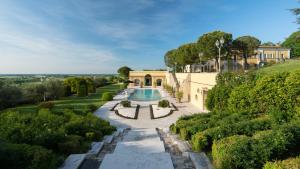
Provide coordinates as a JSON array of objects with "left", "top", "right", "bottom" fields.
[
  {"left": 156, "top": 79, "right": 162, "bottom": 86},
  {"left": 134, "top": 79, "right": 140, "bottom": 86},
  {"left": 144, "top": 74, "right": 152, "bottom": 86}
]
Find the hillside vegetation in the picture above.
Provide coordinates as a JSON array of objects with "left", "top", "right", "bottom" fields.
[
  {"left": 170, "top": 61, "right": 300, "bottom": 169},
  {"left": 0, "top": 84, "right": 121, "bottom": 169},
  {"left": 257, "top": 59, "right": 300, "bottom": 75}
]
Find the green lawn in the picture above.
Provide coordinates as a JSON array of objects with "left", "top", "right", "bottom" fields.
[
  {"left": 6, "top": 84, "right": 121, "bottom": 114},
  {"left": 257, "top": 59, "right": 300, "bottom": 75}
]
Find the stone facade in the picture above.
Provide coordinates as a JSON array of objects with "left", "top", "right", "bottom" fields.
[
  {"left": 129, "top": 70, "right": 217, "bottom": 111},
  {"left": 128, "top": 71, "right": 167, "bottom": 88}
]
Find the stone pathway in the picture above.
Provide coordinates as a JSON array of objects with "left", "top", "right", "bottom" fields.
[
  {"left": 157, "top": 129, "right": 195, "bottom": 169},
  {"left": 99, "top": 128, "right": 174, "bottom": 169}
]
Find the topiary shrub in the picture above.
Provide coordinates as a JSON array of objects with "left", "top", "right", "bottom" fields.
[
  {"left": 263, "top": 156, "right": 300, "bottom": 169},
  {"left": 158, "top": 100, "right": 169, "bottom": 108},
  {"left": 169, "top": 123, "right": 177, "bottom": 134},
  {"left": 191, "top": 132, "right": 209, "bottom": 152},
  {"left": 38, "top": 101, "right": 55, "bottom": 109},
  {"left": 212, "top": 135, "right": 253, "bottom": 169},
  {"left": 0, "top": 141, "right": 61, "bottom": 169},
  {"left": 101, "top": 92, "right": 113, "bottom": 101},
  {"left": 179, "top": 128, "right": 189, "bottom": 140},
  {"left": 120, "top": 100, "right": 131, "bottom": 107}
]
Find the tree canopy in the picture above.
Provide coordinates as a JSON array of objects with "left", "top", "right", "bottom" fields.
[
  {"left": 197, "top": 31, "right": 233, "bottom": 61},
  {"left": 117, "top": 66, "right": 132, "bottom": 79},
  {"left": 282, "top": 31, "right": 300, "bottom": 58}
]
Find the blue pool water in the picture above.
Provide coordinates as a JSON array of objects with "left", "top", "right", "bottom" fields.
[{"left": 128, "top": 89, "right": 161, "bottom": 101}]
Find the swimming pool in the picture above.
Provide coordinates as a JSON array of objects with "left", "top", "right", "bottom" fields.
[{"left": 128, "top": 89, "right": 161, "bottom": 101}]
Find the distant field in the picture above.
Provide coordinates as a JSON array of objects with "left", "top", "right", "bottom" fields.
[
  {"left": 257, "top": 59, "right": 300, "bottom": 75},
  {"left": 5, "top": 84, "right": 121, "bottom": 114}
]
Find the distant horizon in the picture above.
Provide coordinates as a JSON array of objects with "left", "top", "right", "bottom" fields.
[{"left": 0, "top": 0, "right": 298, "bottom": 74}]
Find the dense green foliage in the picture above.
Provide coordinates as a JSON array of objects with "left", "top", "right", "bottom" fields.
[
  {"left": 0, "top": 84, "right": 121, "bottom": 169},
  {"left": 170, "top": 64, "right": 300, "bottom": 168},
  {"left": 158, "top": 100, "right": 170, "bottom": 108},
  {"left": 263, "top": 156, "right": 300, "bottom": 169},
  {"left": 233, "top": 36, "right": 261, "bottom": 69},
  {"left": 117, "top": 66, "right": 132, "bottom": 80},
  {"left": 282, "top": 31, "right": 300, "bottom": 58},
  {"left": 0, "top": 108, "right": 115, "bottom": 169},
  {"left": 120, "top": 100, "right": 131, "bottom": 107},
  {"left": 101, "top": 92, "right": 113, "bottom": 101}
]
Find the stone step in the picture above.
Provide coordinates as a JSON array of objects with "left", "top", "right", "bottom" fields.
[
  {"left": 86, "top": 142, "right": 104, "bottom": 157},
  {"left": 103, "top": 135, "right": 114, "bottom": 144},
  {"left": 188, "top": 152, "right": 213, "bottom": 169},
  {"left": 114, "top": 138, "right": 165, "bottom": 155},
  {"left": 59, "top": 154, "right": 86, "bottom": 169},
  {"left": 99, "top": 152, "right": 174, "bottom": 169},
  {"left": 123, "top": 129, "right": 160, "bottom": 142}
]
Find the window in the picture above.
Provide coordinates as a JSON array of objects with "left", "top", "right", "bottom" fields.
[
  {"left": 195, "top": 94, "right": 198, "bottom": 100},
  {"left": 197, "top": 88, "right": 200, "bottom": 93}
]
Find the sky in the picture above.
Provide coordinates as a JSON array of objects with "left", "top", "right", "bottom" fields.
[{"left": 0, "top": 0, "right": 298, "bottom": 74}]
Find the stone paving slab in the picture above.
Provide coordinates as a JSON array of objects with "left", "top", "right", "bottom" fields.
[
  {"left": 104, "top": 135, "right": 114, "bottom": 144},
  {"left": 188, "top": 152, "right": 213, "bottom": 169},
  {"left": 99, "top": 152, "right": 174, "bottom": 169},
  {"left": 122, "top": 129, "right": 160, "bottom": 142},
  {"left": 114, "top": 139, "right": 165, "bottom": 155},
  {"left": 59, "top": 154, "right": 86, "bottom": 169},
  {"left": 86, "top": 142, "right": 104, "bottom": 157}
]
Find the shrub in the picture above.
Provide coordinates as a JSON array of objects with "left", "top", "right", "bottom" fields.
[
  {"left": 39, "top": 101, "right": 55, "bottom": 109},
  {"left": 158, "top": 100, "right": 169, "bottom": 108},
  {"left": 87, "top": 104, "right": 98, "bottom": 112},
  {"left": 179, "top": 128, "right": 189, "bottom": 140},
  {"left": 212, "top": 122, "right": 300, "bottom": 169},
  {"left": 101, "top": 92, "right": 113, "bottom": 101},
  {"left": 169, "top": 123, "right": 177, "bottom": 134},
  {"left": 176, "top": 91, "right": 183, "bottom": 103},
  {"left": 120, "top": 100, "right": 131, "bottom": 107},
  {"left": 191, "top": 132, "right": 209, "bottom": 152},
  {"left": 0, "top": 141, "right": 60, "bottom": 169},
  {"left": 212, "top": 135, "right": 253, "bottom": 169},
  {"left": 57, "top": 135, "right": 87, "bottom": 154},
  {"left": 191, "top": 117, "right": 272, "bottom": 151},
  {"left": 263, "top": 156, "right": 300, "bottom": 169}
]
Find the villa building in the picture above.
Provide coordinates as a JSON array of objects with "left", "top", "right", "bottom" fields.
[
  {"left": 246, "top": 45, "right": 291, "bottom": 65},
  {"left": 128, "top": 71, "right": 217, "bottom": 111}
]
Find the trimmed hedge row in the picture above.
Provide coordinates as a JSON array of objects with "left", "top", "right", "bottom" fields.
[
  {"left": 170, "top": 112, "right": 256, "bottom": 141},
  {"left": 191, "top": 117, "right": 272, "bottom": 151},
  {"left": 263, "top": 156, "right": 300, "bottom": 169},
  {"left": 0, "top": 141, "right": 61, "bottom": 169},
  {"left": 212, "top": 122, "right": 300, "bottom": 169}
]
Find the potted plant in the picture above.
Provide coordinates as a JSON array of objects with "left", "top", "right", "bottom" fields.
[{"left": 140, "top": 81, "right": 144, "bottom": 88}]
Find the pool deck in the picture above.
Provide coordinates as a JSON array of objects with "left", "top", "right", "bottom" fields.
[{"left": 94, "top": 87, "right": 202, "bottom": 129}]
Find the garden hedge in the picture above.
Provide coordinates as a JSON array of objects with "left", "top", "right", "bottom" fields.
[
  {"left": 212, "top": 122, "right": 300, "bottom": 169},
  {"left": 191, "top": 117, "right": 272, "bottom": 152},
  {"left": 101, "top": 92, "right": 113, "bottom": 101},
  {"left": 263, "top": 156, "right": 300, "bottom": 169}
]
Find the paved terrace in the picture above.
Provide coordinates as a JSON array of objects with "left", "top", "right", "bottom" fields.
[{"left": 94, "top": 88, "right": 200, "bottom": 129}]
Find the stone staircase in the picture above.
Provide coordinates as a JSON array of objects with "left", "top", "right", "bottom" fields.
[
  {"left": 60, "top": 128, "right": 212, "bottom": 169},
  {"left": 99, "top": 128, "right": 174, "bottom": 169}
]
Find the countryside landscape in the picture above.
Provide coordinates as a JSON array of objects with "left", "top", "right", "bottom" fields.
[{"left": 1, "top": 1, "right": 300, "bottom": 169}]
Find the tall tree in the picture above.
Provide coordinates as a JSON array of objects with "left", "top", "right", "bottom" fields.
[
  {"left": 291, "top": 3, "right": 300, "bottom": 24},
  {"left": 164, "top": 49, "right": 177, "bottom": 69},
  {"left": 197, "top": 31, "right": 233, "bottom": 72},
  {"left": 117, "top": 66, "right": 132, "bottom": 80},
  {"left": 282, "top": 31, "right": 300, "bottom": 58},
  {"left": 176, "top": 43, "right": 200, "bottom": 70},
  {"left": 233, "top": 36, "right": 261, "bottom": 70},
  {"left": 261, "top": 42, "right": 276, "bottom": 46}
]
